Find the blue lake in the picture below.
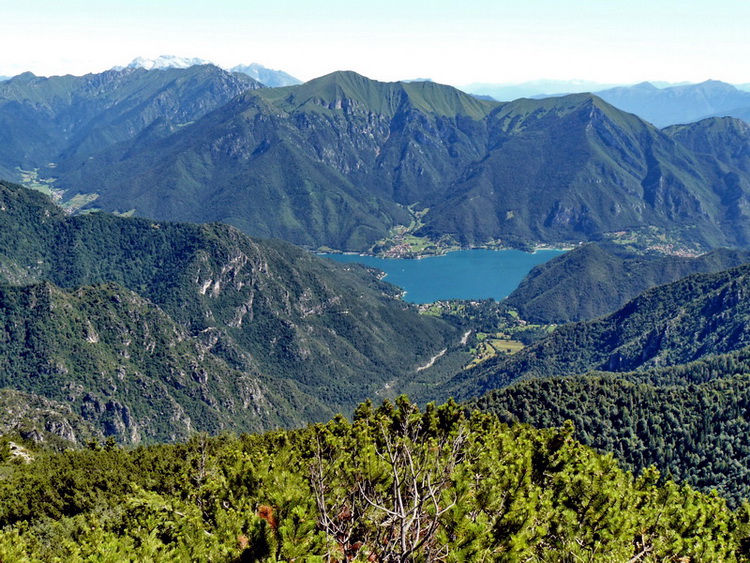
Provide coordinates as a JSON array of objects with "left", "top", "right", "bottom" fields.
[{"left": 321, "top": 249, "right": 566, "bottom": 303}]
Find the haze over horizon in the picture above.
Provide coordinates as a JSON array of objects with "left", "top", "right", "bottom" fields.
[{"left": 2, "top": 0, "right": 747, "bottom": 87}]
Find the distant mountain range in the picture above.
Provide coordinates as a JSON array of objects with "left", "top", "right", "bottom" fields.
[
  {"left": 56, "top": 72, "right": 750, "bottom": 253},
  {"left": 228, "top": 63, "right": 301, "bottom": 87},
  {"left": 465, "top": 79, "right": 750, "bottom": 127},
  {"left": 0, "top": 64, "right": 263, "bottom": 181},
  {"left": 120, "top": 55, "right": 214, "bottom": 71},
  {"left": 594, "top": 80, "right": 750, "bottom": 127},
  {"left": 462, "top": 79, "right": 624, "bottom": 101},
  {"left": 461, "top": 80, "right": 700, "bottom": 102},
  {"left": 4, "top": 68, "right": 750, "bottom": 254},
  {"left": 5, "top": 58, "right": 749, "bottom": 126}
]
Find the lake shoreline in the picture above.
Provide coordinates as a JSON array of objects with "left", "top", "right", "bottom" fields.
[
  {"left": 320, "top": 248, "right": 567, "bottom": 303},
  {"left": 317, "top": 242, "right": 578, "bottom": 260}
]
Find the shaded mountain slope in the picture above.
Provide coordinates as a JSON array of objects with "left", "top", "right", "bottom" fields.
[
  {"left": 504, "top": 243, "right": 750, "bottom": 323},
  {"left": 62, "top": 71, "right": 499, "bottom": 250},
  {"left": 61, "top": 91, "right": 412, "bottom": 250},
  {"left": 230, "top": 62, "right": 301, "bottom": 87},
  {"left": 666, "top": 117, "right": 750, "bottom": 172},
  {"left": 419, "top": 95, "right": 741, "bottom": 248}
]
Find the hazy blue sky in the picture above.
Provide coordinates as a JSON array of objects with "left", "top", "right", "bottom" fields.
[{"left": 2, "top": 0, "right": 747, "bottom": 86}]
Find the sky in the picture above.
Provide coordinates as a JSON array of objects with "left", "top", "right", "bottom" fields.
[{"left": 1, "top": 0, "right": 748, "bottom": 87}]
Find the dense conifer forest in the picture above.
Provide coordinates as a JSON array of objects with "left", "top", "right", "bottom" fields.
[
  {"left": 475, "top": 367, "right": 750, "bottom": 507},
  {"left": 1, "top": 399, "right": 746, "bottom": 561}
]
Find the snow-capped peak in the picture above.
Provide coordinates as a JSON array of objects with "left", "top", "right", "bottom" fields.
[
  {"left": 123, "top": 55, "right": 214, "bottom": 71},
  {"left": 111, "top": 56, "right": 301, "bottom": 87}
]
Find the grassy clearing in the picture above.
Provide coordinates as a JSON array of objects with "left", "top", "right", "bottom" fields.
[
  {"left": 62, "top": 193, "right": 100, "bottom": 213},
  {"left": 465, "top": 331, "right": 526, "bottom": 369}
]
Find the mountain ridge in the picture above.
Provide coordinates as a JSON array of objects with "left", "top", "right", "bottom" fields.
[
  {"left": 26, "top": 70, "right": 749, "bottom": 253},
  {"left": 5, "top": 68, "right": 750, "bottom": 253},
  {"left": 0, "top": 64, "right": 263, "bottom": 181}
]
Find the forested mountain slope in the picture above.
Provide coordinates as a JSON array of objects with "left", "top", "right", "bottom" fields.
[
  {"left": 470, "top": 252, "right": 750, "bottom": 505},
  {"left": 0, "top": 282, "right": 306, "bottom": 443},
  {"left": 504, "top": 243, "right": 750, "bottom": 323},
  {"left": 474, "top": 351, "right": 750, "bottom": 506},
  {"left": 0, "top": 181, "right": 463, "bottom": 442},
  {"left": 435, "top": 261, "right": 750, "bottom": 400},
  {"left": 666, "top": 116, "right": 750, "bottom": 172}
]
